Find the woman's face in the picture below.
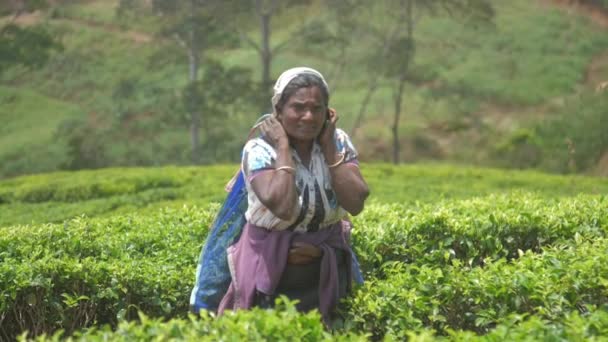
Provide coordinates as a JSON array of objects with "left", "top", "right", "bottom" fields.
[{"left": 277, "top": 86, "right": 327, "bottom": 143}]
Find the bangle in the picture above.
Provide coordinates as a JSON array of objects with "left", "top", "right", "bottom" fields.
[
  {"left": 276, "top": 166, "right": 295, "bottom": 174},
  {"left": 327, "top": 153, "right": 345, "bottom": 168}
]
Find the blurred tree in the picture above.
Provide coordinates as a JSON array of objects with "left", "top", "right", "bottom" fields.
[
  {"left": 179, "top": 61, "right": 254, "bottom": 162},
  {"left": 238, "top": 0, "right": 332, "bottom": 111},
  {"left": 329, "top": 0, "right": 493, "bottom": 163},
  {"left": 0, "top": 0, "right": 62, "bottom": 74},
  {"left": 117, "top": 0, "right": 246, "bottom": 163}
]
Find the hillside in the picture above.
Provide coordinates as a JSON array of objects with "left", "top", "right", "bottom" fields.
[{"left": 1, "top": 0, "right": 608, "bottom": 178}]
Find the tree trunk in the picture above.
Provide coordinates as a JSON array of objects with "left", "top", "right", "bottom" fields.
[
  {"left": 261, "top": 12, "right": 272, "bottom": 96},
  {"left": 189, "top": 4, "right": 201, "bottom": 164},
  {"left": 391, "top": 0, "right": 414, "bottom": 165},
  {"left": 351, "top": 81, "right": 378, "bottom": 138},
  {"left": 392, "top": 77, "right": 406, "bottom": 164}
]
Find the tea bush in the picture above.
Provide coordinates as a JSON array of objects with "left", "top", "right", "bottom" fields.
[
  {"left": 2, "top": 193, "right": 608, "bottom": 340},
  {"left": 1, "top": 165, "right": 607, "bottom": 340},
  {"left": 346, "top": 238, "right": 608, "bottom": 339},
  {"left": 2, "top": 164, "right": 607, "bottom": 227},
  {"left": 352, "top": 193, "right": 608, "bottom": 275},
  {"left": 0, "top": 206, "right": 215, "bottom": 340},
  {"left": 26, "top": 299, "right": 368, "bottom": 342}
]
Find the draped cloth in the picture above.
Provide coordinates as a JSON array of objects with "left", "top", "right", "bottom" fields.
[
  {"left": 218, "top": 220, "right": 354, "bottom": 324},
  {"left": 189, "top": 170, "right": 248, "bottom": 313}
]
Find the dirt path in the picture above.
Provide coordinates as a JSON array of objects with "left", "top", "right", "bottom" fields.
[{"left": 585, "top": 50, "right": 608, "bottom": 89}]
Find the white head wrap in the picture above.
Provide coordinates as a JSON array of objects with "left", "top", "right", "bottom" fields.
[{"left": 271, "top": 67, "right": 329, "bottom": 116}]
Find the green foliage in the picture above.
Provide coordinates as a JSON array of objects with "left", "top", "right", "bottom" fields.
[
  {"left": 346, "top": 238, "right": 608, "bottom": 338},
  {"left": 352, "top": 194, "right": 608, "bottom": 275},
  {"left": 2, "top": 164, "right": 607, "bottom": 227},
  {"left": 536, "top": 93, "right": 608, "bottom": 173},
  {"left": 445, "top": 309, "right": 608, "bottom": 341},
  {"left": 27, "top": 298, "right": 367, "bottom": 341},
  {"left": 0, "top": 206, "right": 214, "bottom": 340},
  {"left": 492, "top": 129, "right": 542, "bottom": 169},
  {"left": 494, "top": 92, "right": 608, "bottom": 173},
  {"left": 0, "top": 165, "right": 607, "bottom": 340},
  {"left": 361, "top": 163, "right": 608, "bottom": 204},
  {"left": 0, "top": 166, "right": 231, "bottom": 226},
  {"left": 0, "top": 86, "right": 82, "bottom": 178},
  {"left": 0, "top": 23, "right": 62, "bottom": 74},
  {"left": 2, "top": 0, "right": 607, "bottom": 173}
]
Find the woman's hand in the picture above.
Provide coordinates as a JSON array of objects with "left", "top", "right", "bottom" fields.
[
  {"left": 260, "top": 116, "right": 289, "bottom": 149},
  {"left": 317, "top": 108, "right": 338, "bottom": 154},
  {"left": 287, "top": 242, "right": 322, "bottom": 265},
  {"left": 250, "top": 115, "right": 298, "bottom": 221},
  {"left": 319, "top": 108, "right": 343, "bottom": 165}
]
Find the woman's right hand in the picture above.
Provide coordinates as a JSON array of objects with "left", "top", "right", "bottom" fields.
[
  {"left": 287, "top": 242, "right": 322, "bottom": 265},
  {"left": 260, "top": 116, "right": 289, "bottom": 148}
]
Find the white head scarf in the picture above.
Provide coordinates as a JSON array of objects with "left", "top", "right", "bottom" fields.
[{"left": 271, "top": 67, "right": 329, "bottom": 116}]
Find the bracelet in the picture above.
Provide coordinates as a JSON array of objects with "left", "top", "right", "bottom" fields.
[
  {"left": 327, "top": 153, "right": 345, "bottom": 168},
  {"left": 276, "top": 166, "right": 296, "bottom": 174}
]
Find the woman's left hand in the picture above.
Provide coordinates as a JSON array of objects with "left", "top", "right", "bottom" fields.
[{"left": 318, "top": 108, "right": 338, "bottom": 155}]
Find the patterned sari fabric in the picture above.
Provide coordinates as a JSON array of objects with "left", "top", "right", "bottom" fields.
[
  {"left": 242, "top": 128, "right": 358, "bottom": 232},
  {"left": 189, "top": 170, "right": 248, "bottom": 313},
  {"left": 189, "top": 116, "right": 364, "bottom": 314}
]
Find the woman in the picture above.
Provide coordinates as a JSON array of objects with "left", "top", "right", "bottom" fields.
[{"left": 218, "top": 67, "right": 370, "bottom": 324}]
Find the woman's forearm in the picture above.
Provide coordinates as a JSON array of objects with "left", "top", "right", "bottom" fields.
[
  {"left": 251, "top": 142, "right": 299, "bottom": 221},
  {"left": 329, "top": 163, "right": 369, "bottom": 215},
  {"left": 323, "top": 143, "right": 369, "bottom": 215}
]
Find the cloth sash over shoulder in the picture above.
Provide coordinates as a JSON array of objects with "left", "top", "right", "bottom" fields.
[{"left": 189, "top": 114, "right": 364, "bottom": 314}]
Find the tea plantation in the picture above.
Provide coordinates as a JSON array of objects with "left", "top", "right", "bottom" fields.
[{"left": 1, "top": 164, "right": 607, "bottom": 341}]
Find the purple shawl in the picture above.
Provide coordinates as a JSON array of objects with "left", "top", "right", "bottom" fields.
[{"left": 218, "top": 220, "right": 353, "bottom": 323}]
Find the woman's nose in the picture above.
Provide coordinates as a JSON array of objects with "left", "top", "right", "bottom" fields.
[{"left": 301, "top": 109, "right": 315, "bottom": 121}]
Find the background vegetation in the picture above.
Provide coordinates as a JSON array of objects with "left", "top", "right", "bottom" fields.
[{"left": 1, "top": 0, "right": 608, "bottom": 178}]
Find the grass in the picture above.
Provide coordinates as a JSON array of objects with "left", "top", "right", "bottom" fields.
[{"left": 0, "top": 85, "right": 82, "bottom": 177}]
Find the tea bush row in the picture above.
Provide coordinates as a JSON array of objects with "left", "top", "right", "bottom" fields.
[
  {"left": 0, "top": 166, "right": 230, "bottom": 204},
  {"left": 26, "top": 299, "right": 367, "bottom": 342},
  {"left": 345, "top": 237, "right": 608, "bottom": 339},
  {"left": 0, "top": 206, "right": 214, "bottom": 340},
  {"left": 2, "top": 164, "right": 608, "bottom": 227},
  {"left": 2, "top": 193, "right": 607, "bottom": 339},
  {"left": 352, "top": 193, "right": 608, "bottom": 275},
  {"left": 23, "top": 301, "right": 608, "bottom": 341}
]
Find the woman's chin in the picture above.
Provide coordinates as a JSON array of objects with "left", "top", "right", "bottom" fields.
[{"left": 289, "top": 130, "right": 320, "bottom": 143}]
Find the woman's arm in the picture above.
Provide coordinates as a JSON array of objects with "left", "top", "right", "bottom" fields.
[
  {"left": 320, "top": 109, "right": 370, "bottom": 216},
  {"left": 249, "top": 117, "right": 299, "bottom": 221},
  {"left": 324, "top": 146, "right": 370, "bottom": 216}
]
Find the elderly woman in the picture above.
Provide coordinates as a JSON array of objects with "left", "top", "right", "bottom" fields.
[{"left": 218, "top": 67, "right": 369, "bottom": 323}]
